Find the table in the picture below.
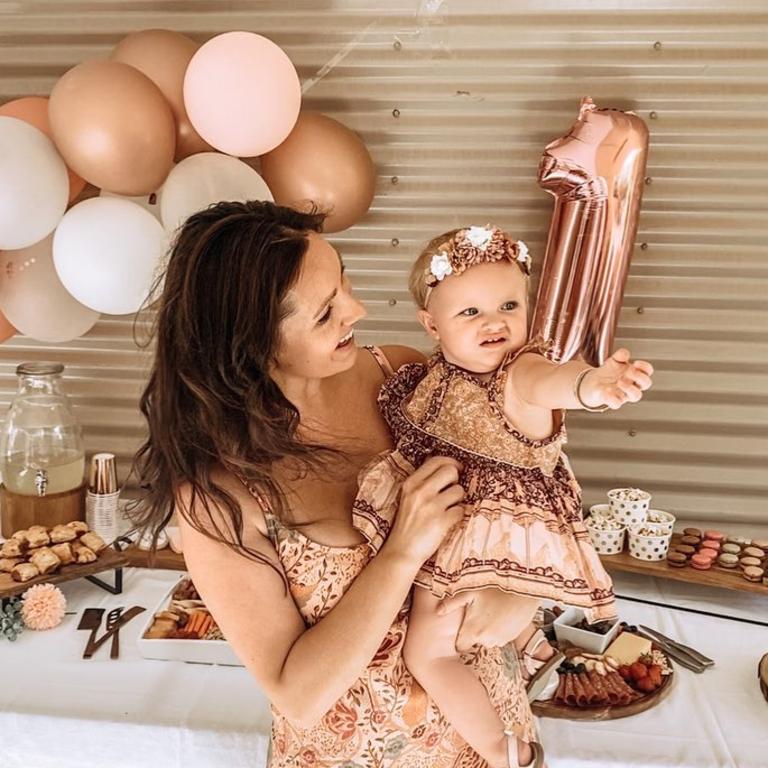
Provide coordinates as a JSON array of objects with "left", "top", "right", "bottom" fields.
[
  {"left": 0, "top": 568, "right": 271, "bottom": 768},
  {"left": 1, "top": 566, "right": 766, "bottom": 768}
]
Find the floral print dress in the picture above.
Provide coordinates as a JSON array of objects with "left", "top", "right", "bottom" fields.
[
  {"left": 353, "top": 343, "right": 616, "bottom": 623},
  {"left": 238, "top": 348, "right": 537, "bottom": 768},
  {"left": 246, "top": 498, "right": 537, "bottom": 768}
]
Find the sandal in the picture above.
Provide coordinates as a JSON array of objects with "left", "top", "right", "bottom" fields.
[
  {"left": 505, "top": 733, "right": 545, "bottom": 768},
  {"left": 521, "top": 628, "right": 565, "bottom": 702}
]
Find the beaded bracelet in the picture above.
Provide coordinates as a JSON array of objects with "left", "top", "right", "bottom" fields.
[{"left": 573, "top": 367, "right": 610, "bottom": 413}]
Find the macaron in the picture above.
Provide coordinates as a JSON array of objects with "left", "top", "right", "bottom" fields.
[
  {"left": 717, "top": 553, "right": 739, "bottom": 569},
  {"left": 721, "top": 542, "right": 741, "bottom": 555},
  {"left": 742, "top": 546, "right": 764, "bottom": 559},
  {"left": 727, "top": 535, "right": 750, "bottom": 546},
  {"left": 691, "top": 553, "right": 713, "bottom": 570},
  {"left": 743, "top": 566, "right": 764, "bottom": 582},
  {"left": 675, "top": 544, "right": 697, "bottom": 558},
  {"left": 750, "top": 538, "right": 768, "bottom": 551},
  {"left": 703, "top": 529, "right": 725, "bottom": 542},
  {"left": 739, "top": 556, "right": 762, "bottom": 569},
  {"left": 696, "top": 549, "right": 717, "bottom": 564},
  {"left": 667, "top": 552, "right": 687, "bottom": 568},
  {"left": 680, "top": 535, "right": 701, "bottom": 547},
  {"left": 701, "top": 538, "right": 721, "bottom": 550},
  {"left": 700, "top": 543, "right": 721, "bottom": 556},
  {"left": 683, "top": 527, "right": 702, "bottom": 538}
]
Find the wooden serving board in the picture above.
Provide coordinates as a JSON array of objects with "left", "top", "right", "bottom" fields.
[
  {"left": 122, "top": 545, "right": 186, "bottom": 571},
  {"left": 599, "top": 533, "right": 767, "bottom": 596},
  {"left": 532, "top": 661, "right": 674, "bottom": 721},
  {"left": 0, "top": 547, "right": 128, "bottom": 599}
]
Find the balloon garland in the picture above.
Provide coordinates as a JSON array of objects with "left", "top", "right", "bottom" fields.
[{"left": 0, "top": 29, "right": 377, "bottom": 342}]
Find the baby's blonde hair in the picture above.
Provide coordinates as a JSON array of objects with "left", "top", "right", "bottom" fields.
[
  {"left": 408, "top": 229, "right": 461, "bottom": 309},
  {"left": 409, "top": 227, "right": 530, "bottom": 309}
]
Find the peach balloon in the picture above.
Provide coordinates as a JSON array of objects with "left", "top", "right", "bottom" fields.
[
  {"left": 0, "top": 308, "right": 16, "bottom": 343},
  {"left": 183, "top": 31, "right": 301, "bottom": 157},
  {"left": 260, "top": 112, "right": 376, "bottom": 233},
  {"left": 111, "top": 29, "right": 212, "bottom": 161},
  {"left": 0, "top": 96, "right": 86, "bottom": 202},
  {"left": 49, "top": 60, "right": 176, "bottom": 195}
]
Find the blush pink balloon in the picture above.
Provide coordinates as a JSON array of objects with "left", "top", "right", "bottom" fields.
[
  {"left": 183, "top": 31, "right": 301, "bottom": 157},
  {"left": 0, "top": 235, "right": 100, "bottom": 343}
]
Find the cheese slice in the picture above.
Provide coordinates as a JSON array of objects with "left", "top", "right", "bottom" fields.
[{"left": 605, "top": 632, "right": 653, "bottom": 665}]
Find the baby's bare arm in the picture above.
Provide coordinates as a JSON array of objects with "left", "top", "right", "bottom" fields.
[{"left": 508, "top": 349, "right": 654, "bottom": 411}]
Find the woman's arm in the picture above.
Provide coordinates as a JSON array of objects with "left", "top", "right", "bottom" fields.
[
  {"left": 508, "top": 348, "right": 654, "bottom": 411},
  {"left": 178, "top": 456, "right": 464, "bottom": 729}
]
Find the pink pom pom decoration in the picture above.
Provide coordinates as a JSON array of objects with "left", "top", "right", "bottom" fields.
[{"left": 21, "top": 583, "right": 67, "bottom": 630}]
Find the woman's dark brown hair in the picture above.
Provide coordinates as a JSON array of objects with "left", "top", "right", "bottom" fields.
[{"left": 130, "top": 199, "right": 329, "bottom": 568}]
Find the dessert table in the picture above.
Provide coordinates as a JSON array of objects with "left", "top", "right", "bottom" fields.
[{"left": 1, "top": 565, "right": 766, "bottom": 768}]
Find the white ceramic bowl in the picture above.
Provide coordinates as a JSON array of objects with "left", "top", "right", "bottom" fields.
[
  {"left": 553, "top": 607, "right": 620, "bottom": 654},
  {"left": 645, "top": 509, "right": 676, "bottom": 536},
  {"left": 628, "top": 523, "right": 672, "bottom": 562},
  {"left": 607, "top": 487, "right": 651, "bottom": 528}
]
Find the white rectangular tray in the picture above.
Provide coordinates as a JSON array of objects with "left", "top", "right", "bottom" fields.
[{"left": 136, "top": 575, "right": 244, "bottom": 666}]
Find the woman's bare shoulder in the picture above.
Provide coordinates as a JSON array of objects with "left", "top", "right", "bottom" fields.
[
  {"left": 378, "top": 344, "right": 428, "bottom": 368},
  {"left": 176, "top": 466, "right": 270, "bottom": 543}
]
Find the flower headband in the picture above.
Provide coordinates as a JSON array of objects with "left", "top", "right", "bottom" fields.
[{"left": 424, "top": 226, "right": 530, "bottom": 301}]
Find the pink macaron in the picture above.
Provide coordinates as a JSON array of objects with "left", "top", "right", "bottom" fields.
[
  {"left": 691, "top": 553, "right": 714, "bottom": 570},
  {"left": 703, "top": 529, "right": 725, "bottom": 542},
  {"left": 700, "top": 540, "right": 721, "bottom": 554}
]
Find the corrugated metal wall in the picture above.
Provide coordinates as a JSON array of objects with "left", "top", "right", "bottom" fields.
[{"left": 1, "top": 1, "right": 766, "bottom": 522}]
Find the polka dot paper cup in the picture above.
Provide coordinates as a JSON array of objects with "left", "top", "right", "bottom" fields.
[
  {"left": 607, "top": 487, "right": 651, "bottom": 528},
  {"left": 588, "top": 503, "right": 613, "bottom": 520},
  {"left": 628, "top": 524, "right": 672, "bottom": 562},
  {"left": 645, "top": 509, "right": 676, "bottom": 536},
  {"left": 585, "top": 516, "right": 627, "bottom": 555}
]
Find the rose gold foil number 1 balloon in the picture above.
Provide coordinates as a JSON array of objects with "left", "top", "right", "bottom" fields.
[{"left": 530, "top": 98, "right": 649, "bottom": 366}]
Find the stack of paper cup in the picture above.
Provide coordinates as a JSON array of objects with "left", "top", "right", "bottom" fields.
[
  {"left": 85, "top": 452, "right": 120, "bottom": 544},
  {"left": 607, "top": 487, "right": 651, "bottom": 528}
]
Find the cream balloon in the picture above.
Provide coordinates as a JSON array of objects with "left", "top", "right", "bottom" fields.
[
  {"left": 0, "top": 116, "right": 69, "bottom": 249},
  {"left": 53, "top": 197, "right": 168, "bottom": 315},
  {"left": 159, "top": 152, "right": 273, "bottom": 233},
  {"left": 0, "top": 235, "right": 100, "bottom": 342}
]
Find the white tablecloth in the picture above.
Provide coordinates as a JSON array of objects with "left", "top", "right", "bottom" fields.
[
  {"left": 1, "top": 565, "right": 766, "bottom": 768},
  {"left": 1, "top": 568, "right": 271, "bottom": 768}
]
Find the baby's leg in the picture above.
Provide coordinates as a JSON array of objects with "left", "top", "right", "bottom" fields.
[{"left": 404, "top": 587, "right": 523, "bottom": 768}]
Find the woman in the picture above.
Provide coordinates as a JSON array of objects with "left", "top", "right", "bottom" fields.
[{"left": 133, "top": 200, "right": 540, "bottom": 767}]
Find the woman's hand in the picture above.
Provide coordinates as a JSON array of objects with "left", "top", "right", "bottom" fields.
[
  {"left": 383, "top": 456, "right": 465, "bottom": 565},
  {"left": 580, "top": 348, "right": 654, "bottom": 410},
  {"left": 437, "top": 590, "right": 539, "bottom": 653}
]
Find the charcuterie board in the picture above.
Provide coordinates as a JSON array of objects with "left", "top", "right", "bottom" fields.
[{"left": 532, "top": 657, "right": 673, "bottom": 720}]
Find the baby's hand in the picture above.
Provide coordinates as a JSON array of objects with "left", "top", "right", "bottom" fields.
[{"left": 580, "top": 348, "right": 654, "bottom": 410}]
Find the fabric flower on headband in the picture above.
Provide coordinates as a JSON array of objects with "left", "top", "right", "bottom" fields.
[
  {"left": 425, "top": 225, "right": 531, "bottom": 291},
  {"left": 429, "top": 253, "right": 453, "bottom": 282}
]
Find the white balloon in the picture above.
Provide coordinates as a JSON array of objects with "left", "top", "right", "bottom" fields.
[
  {"left": 99, "top": 187, "right": 164, "bottom": 221},
  {"left": 159, "top": 152, "right": 272, "bottom": 233},
  {"left": 53, "top": 197, "right": 168, "bottom": 315},
  {"left": 0, "top": 234, "right": 100, "bottom": 342},
  {"left": 0, "top": 116, "right": 69, "bottom": 250}
]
